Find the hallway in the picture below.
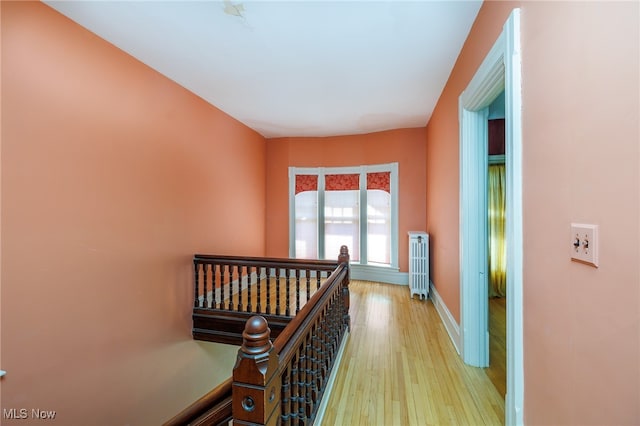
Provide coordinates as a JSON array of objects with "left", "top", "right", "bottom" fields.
[{"left": 321, "top": 281, "right": 504, "bottom": 425}]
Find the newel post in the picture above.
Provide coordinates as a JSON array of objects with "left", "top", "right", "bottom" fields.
[
  {"left": 338, "top": 245, "right": 351, "bottom": 330},
  {"left": 232, "top": 316, "right": 281, "bottom": 425}
]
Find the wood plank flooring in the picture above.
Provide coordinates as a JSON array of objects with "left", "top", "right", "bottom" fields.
[
  {"left": 321, "top": 280, "right": 505, "bottom": 426},
  {"left": 487, "top": 297, "right": 507, "bottom": 398}
]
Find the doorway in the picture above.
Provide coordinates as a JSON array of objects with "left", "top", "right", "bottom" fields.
[
  {"left": 487, "top": 113, "right": 507, "bottom": 398},
  {"left": 459, "top": 9, "right": 523, "bottom": 426}
]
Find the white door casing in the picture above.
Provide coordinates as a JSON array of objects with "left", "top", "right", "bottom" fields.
[{"left": 459, "top": 9, "right": 523, "bottom": 426}]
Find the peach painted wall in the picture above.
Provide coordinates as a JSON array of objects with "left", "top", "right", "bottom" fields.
[
  {"left": 520, "top": 2, "right": 639, "bottom": 424},
  {"left": 265, "top": 128, "right": 427, "bottom": 272},
  {"left": 425, "top": 1, "right": 518, "bottom": 322},
  {"left": 426, "top": 1, "right": 639, "bottom": 424},
  {"left": 2, "top": 2, "right": 265, "bottom": 425}
]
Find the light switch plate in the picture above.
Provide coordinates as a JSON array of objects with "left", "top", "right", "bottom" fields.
[{"left": 570, "top": 223, "right": 598, "bottom": 267}]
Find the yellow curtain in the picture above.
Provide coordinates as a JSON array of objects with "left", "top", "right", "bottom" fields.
[{"left": 488, "top": 164, "right": 506, "bottom": 297}]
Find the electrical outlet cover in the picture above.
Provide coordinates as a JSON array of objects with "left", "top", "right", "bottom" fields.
[{"left": 570, "top": 223, "right": 598, "bottom": 267}]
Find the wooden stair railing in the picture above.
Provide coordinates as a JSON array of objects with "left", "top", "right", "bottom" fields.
[
  {"left": 234, "top": 245, "right": 350, "bottom": 425},
  {"left": 166, "top": 247, "right": 350, "bottom": 426},
  {"left": 193, "top": 254, "right": 340, "bottom": 345}
]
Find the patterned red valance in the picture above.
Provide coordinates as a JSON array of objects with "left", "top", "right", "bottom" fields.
[
  {"left": 325, "top": 174, "right": 360, "bottom": 191},
  {"left": 367, "top": 172, "right": 390, "bottom": 193},
  {"left": 295, "top": 174, "right": 318, "bottom": 194}
]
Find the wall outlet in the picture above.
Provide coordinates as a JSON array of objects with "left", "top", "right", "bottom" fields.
[{"left": 570, "top": 223, "right": 598, "bottom": 267}]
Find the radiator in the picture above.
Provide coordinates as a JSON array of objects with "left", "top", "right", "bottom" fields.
[{"left": 408, "top": 232, "right": 429, "bottom": 300}]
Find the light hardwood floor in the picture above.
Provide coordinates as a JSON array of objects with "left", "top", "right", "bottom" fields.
[
  {"left": 487, "top": 297, "right": 507, "bottom": 398},
  {"left": 321, "top": 280, "right": 505, "bottom": 426}
]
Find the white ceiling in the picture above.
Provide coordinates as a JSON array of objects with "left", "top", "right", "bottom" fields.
[{"left": 43, "top": 1, "right": 482, "bottom": 138}]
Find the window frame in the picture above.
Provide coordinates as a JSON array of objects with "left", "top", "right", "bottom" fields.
[{"left": 288, "top": 163, "right": 399, "bottom": 270}]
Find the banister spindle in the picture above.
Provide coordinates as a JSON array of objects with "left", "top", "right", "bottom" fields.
[
  {"left": 281, "top": 365, "right": 292, "bottom": 425},
  {"left": 212, "top": 264, "right": 218, "bottom": 309},
  {"left": 328, "top": 300, "right": 337, "bottom": 358},
  {"left": 247, "top": 265, "right": 253, "bottom": 313},
  {"left": 203, "top": 263, "right": 209, "bottom": 309},
  {"left": 310, "top": 323, "right": 321, "bottom": 407},
  {"left": 285, "top": 269, "right": 291, "bottom": 317},
  {"left": 194, "top": 260, "right": 200, "bottom": 308},
  {"left": 310, "top": 334, "right": 318, "bottom": 410},
  {"left": 290, "top": 352, "right": 299, "bottom": 423},
  {"left": 305, "top": 269, "right": 311, "bottom": 308},
  {"left": 266, "top": 268, "right": 272, "bottom": 315},
  {"left": 257, "top": 267, "right": 263, "bottom": 314},
  {"left": 318, "top": 312, "right": 329, "bottom": 379},
  {"left": 210, "top": 263, "right": 216, "bottom": 309},
  {"left": 237, "top": 264, "right": 243, "bottom": 312},
  {"left": 232, "top": 316, "right": 280, "bottom": 426},
  {"left": 339, "top": 245, "right": 351, "bottom": 330},
  {"left": 295, "top": 269, "right": 301, "bottom": 314},
  {"left": 299, "top": 336, "right": 310, "bottom": 422},
  {"left": 275, "top": 268, "right": 281, "bottom": 316},
  {"left": 228, "top": 264, "right": 234, "bottom": 311},
  {"left": 220, "top": 264, "right": 227, "bottom": 310}
]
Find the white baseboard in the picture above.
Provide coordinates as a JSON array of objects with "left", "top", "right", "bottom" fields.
[
  {"left": 429, "top": 280, "right": 461, "bottom": 355},
  {"left": 315, "top": 330, "right": 350, "bottom": 426},
  {"left": 350, "top": 264, "right": 408, "bottom": 285}
]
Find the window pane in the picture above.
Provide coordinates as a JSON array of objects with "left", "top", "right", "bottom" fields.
[
  {"left": 295, "top": 191, "right": 318, "bottom": 259},
  {"left": 324, "top": 189, "right": 359, "bottom": 261},
  {"left": 367, "top": 189, "right": 391, "bottom": 265}
]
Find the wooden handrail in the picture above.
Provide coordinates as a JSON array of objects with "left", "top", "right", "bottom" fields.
[
  {"left": 193, "top": 253, "right": 340, "bottom": 318},
  {"left": 274, "top": 245, "right": 350, "bottom": 353},
  {"left": 167, "top": 247, "right": 350, "bottom": 425},
  {"left": 274, "top": 262, "right": 347, "bottom": 357},
  {"left": 194, "top": 254, "right": 338, "bottom": 271},
  {"left": 233, "top": 246, "right": 351, "bottom": 425},
  {"left": 163, "top": 377, "right": 232, "bottom": 426}
]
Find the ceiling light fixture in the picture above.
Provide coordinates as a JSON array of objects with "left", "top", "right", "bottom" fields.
[{"left": 223, "top": 0, "right": 245, "bottom": 18}]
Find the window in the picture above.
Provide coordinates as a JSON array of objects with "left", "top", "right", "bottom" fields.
[
  {"left": 367, "top": 172, "right": 392, "bottom": 265},
  {"left": 289, "top": 163, "right": 398, "bottom": 269},
  {"left": 294, "top": 175, "right": 318, "bottom": 259}
]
